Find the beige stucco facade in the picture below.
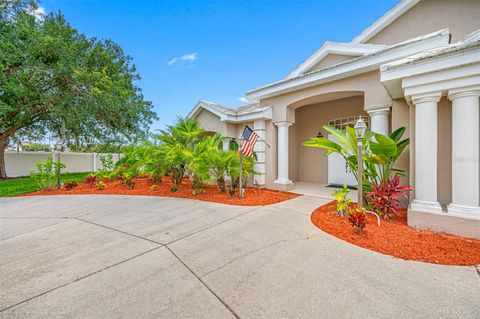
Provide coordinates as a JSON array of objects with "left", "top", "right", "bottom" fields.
[
  {"left": 366, "top": 0, "right": 480, "bottom": 45},
  {"left": 188, "top": 0, "right": 480, "bottom": 238}
]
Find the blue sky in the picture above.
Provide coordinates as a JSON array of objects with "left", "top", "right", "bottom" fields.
[{"left": 40, "top": 0, "right": 398, "bottom": 131}]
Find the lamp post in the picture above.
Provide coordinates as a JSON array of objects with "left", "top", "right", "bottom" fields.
[
  {"left": 354, "top": 117, "right": 367, "bottom": 206},
  {"left": 237, "top": 134, "right": 244, "bottom": 199},
  {"left": 54, "top": 138, "right": 64, "bottom": 189}
]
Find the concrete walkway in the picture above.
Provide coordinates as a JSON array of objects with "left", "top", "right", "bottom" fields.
[{"left": 0, "top": 195, "right": 478, "bottom": 318}]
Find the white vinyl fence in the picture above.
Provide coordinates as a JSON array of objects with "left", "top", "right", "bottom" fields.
[{"left": 5, "top": 151, "right": 121, "bottom": 177}]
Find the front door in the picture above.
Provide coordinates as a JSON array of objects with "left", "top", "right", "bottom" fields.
[{"left": 327, "top": 134, "right": 356, "bottom": 187}]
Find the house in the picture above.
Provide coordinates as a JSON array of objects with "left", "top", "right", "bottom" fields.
[{"left": 187, "top": 0, "right": 480, "bottom": 238}]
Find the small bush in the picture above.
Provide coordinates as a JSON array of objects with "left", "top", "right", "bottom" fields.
[
  {"left": 192, "top": 189, "right": 204, "bottom": 195},
  {"left": 348, "top": 207, "right": 367, "bottom": 234},
  {"left": 121, "top": 172, "right": 136, "bottom": 189},
  {"left": 100, "top": 154, "right": 115, "bottom": 171},
  {"left": 228, "top": 186, "right": 235, "bottom": 198},
  {"left": 254, "top": 181, "right": 261, "bottom": 196},
  {"left": 29, "top": 155, "right": 65, "bottom": 191},
  {"left": 191, "top": 174, "right": 205, "bottom": 194},
  {"left": 333, "top": 184, "right": 351, "bottom": 217},
  {"left": 64, "top": 180, "right": 78, "bottom": 190},
  {"left": 366, "top": 175, "right": 412, "bottom": 219},
  {"left": 150, "top": 184, "right": 159, "bottom": 191},
  {"left": 170, "top": 185, "right": 178, "bottom": 193},
  {"left": 86, "top": 174, "right": 98, "bottom": 188},
  {"left": 95, "top": 181, "right": 107, "bottom": 190}
]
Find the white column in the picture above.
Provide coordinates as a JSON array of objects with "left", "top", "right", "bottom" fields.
[
  {"left": 274, "top": 121, "right": 293, "bottom": 189},
  {"left": 447, "top": 88, "right": 480, "bottom": 218},
  {"left": 367, "top": 107, "right": 390, "bottom": 135},
  {"left": 410, "top": 93, "right": 442, "bottom": 213},
  {"left": 222, "top": 138, "right": 231, "bottom": 151},
  {"left": 253, "top": 120, "right": 266, "bottom": 186}
]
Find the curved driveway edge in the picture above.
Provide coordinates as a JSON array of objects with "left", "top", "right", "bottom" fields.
[{"left": 1, "top": 195, "right": 479, "bottom": 318}]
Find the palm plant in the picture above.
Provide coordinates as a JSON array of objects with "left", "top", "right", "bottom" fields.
[
  {"left": 204, "top": 149, "right": 236, "bottom": 192},
  {"left": 186, "top": 134, "right": 223, "bottom": 193},
  {"left": 156, "top": 117, "right": 204, "bottom": 188},
  {"left": 138, "top": 141, "right": 166, "bottom": 182},
  {"left": 303, "top": 125, "right": 410, "bottom": 194},
  {"left": 228, "top": 153, "right": 255, "bottom": 190}
]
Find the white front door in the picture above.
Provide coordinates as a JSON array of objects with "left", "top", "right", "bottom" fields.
[{"left": 327, "top": 134, "right": 356, "bottom": 187}]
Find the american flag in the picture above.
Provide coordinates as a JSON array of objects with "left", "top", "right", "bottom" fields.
[{"left": 240, "top": 126, "right": 259, "bottom": 157}]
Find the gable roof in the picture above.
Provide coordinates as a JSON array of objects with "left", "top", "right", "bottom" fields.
[
  {"left": 352, "top": 0, "right": 420, "bottom": 44},
  {"left": 187, "top": 99, "right": 272, "bottom": 123},
  {"left": 286, "top": 42, "right": 387, "bottom": 79},
  {"left": 246, "top": 29, "right": 450, "bottom": 100},
  {"left": 285, "top": 0, "right": 419, "bottom": 79}
]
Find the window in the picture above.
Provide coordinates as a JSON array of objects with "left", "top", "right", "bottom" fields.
[{"left": 328, "top": 116, "right": 369, "bottom": 130}]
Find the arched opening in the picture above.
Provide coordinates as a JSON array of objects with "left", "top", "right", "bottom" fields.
[{"left": 287, "top": 91, "right": 368, "bottom": 186}]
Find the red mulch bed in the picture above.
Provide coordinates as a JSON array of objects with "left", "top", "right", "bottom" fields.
[
  {"left": 21, "top": 176, "right": 300, "bottom": 206},
  {"left": 311, "top": 201, "right": 480, "bottom": 266}
]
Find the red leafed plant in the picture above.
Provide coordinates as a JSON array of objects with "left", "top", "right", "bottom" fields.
[
  {"left": 366, "top": 175, "right": 412, "bottom": 219},
  {"left": 348, "top": 207, "right": 367, "bottom": 233},
  {"left": 85, "top": 174, "right": 98, "bottom": 188}
]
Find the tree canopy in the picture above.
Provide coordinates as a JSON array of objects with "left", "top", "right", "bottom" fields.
[{"left": 0, "top": 0, "right": 157, "bottom": 177}]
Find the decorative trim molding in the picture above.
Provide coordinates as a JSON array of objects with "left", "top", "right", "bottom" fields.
[
  {"left": 274, "top": 121, "right": 293, "bottom": 128},
  {"left": 367, "top": 107, "right": 391, "bottom": 116},
  {"left": 411, "top": 92, "right": 442, "bottom": 105},
  {"left": 410, "top": 199, "right": 442, "bottom": 213},
  {"left": 447, "top": 203, "right": 480, "bottom": 220},
  {"left": 448, "top": 86, "right": 480, "bottom": 100},
  {"left": 286, "top": 42, "right": 387, "bottom": 79}
]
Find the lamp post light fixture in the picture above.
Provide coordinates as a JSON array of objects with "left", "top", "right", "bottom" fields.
[
  {"left": 54, "top": 136, "right": 64, "bottom": 190},
  {"left": 354, "top": 117, "right": 367, "bottom": 206}
]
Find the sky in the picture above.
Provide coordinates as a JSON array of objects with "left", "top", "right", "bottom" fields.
[{"left": 40, "top": 0, "right": 399, "bottom": 131}]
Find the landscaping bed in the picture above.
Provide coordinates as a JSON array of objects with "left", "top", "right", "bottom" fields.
[
  {"left": 21, "top": 176, "right": 299, "bottom": 206},
  {"left": 311, "top": 201, "right": 480, "bottom": 266}
]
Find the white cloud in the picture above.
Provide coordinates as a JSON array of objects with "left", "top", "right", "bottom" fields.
[
  {"left": 238, "top": 97, "right": 250, "bottom": 103},
  {"left": 29, "top": 6, "right": 45, "bottom": 20},
  {"left": 167, "top": 52, "right": 198, "bottom": 66}
]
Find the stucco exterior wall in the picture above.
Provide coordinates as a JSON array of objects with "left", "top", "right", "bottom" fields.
[
  {"left": 196, "top": 110, "right": 227, "bottom": 136},
  {"left": 195, "top": 109, "right": 239, "bottom": 138},
  {"left": 310, "top": 54, "right": 356, "bottom": 72},
  {"left": 293, "top": 96, "right": 366, "bottom": 184},
  {"left": 265, "top": 120, "right": 276, "bottom": 186},
  {"left": 391, "top": 99, "right": 410, "bottom": 185},
  {"left": 367, "top": 0, "right": 480, "bottom": 45},
  {"left": 260, "top": 71, "right": 391, "bottom": 124},
  {"left": 437, "top": 97, "right": 452, "bottom": 206}
]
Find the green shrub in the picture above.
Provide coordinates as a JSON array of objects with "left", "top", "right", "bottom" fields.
[
  {"left": 29, "top": 155, "right": 65, "bottom": 191},
  {"left": 121, "top": 172, "right": 136, "bottom": 189},
  {"left": 333, "top": 184, "right": 351, "bottom": 217}
]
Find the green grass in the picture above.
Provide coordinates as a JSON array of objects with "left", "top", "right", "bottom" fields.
[{"left": 0, "top": 172, "right": 91, "bottom": 197}]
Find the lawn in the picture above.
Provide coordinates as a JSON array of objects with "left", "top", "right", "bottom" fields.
[{"left": 0, "top": 172, "right": 91, "bottom": 197}]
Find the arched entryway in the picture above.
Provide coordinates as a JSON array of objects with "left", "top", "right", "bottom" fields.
[{"left": 287, "top": 91, "right": 368, "bottom": 187}]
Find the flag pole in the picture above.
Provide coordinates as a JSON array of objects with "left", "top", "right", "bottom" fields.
[{"left": 239, "top": 145, "right": 243, "bottom": 199}]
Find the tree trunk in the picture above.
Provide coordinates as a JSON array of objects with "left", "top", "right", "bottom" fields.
[{"left": 0, "top": 137, "right": 8, "bottom": 179}]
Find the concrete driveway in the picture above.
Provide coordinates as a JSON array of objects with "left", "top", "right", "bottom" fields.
[{"left": 0, "top": 195, "right": 479, "bottom": 318}]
